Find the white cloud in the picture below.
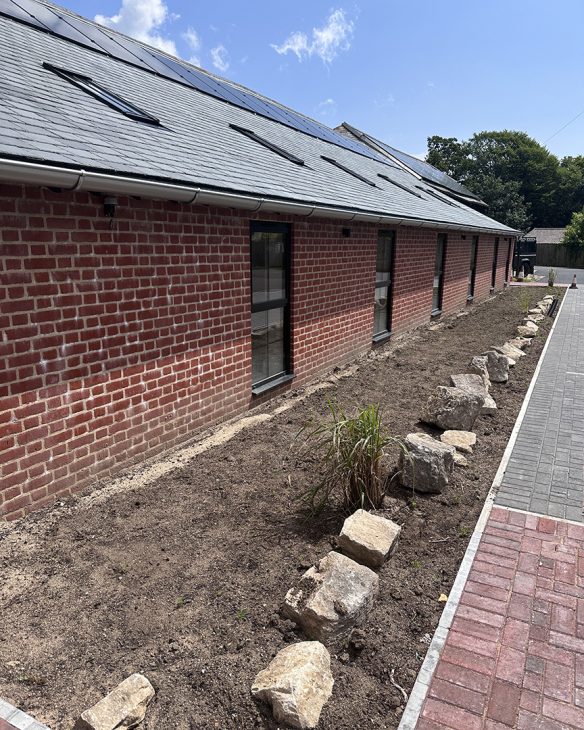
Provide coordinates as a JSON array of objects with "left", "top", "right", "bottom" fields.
[
  {"left": 211, "top": 44, "right": 229, "bottom": 73},
  {"left": 183, "top": 26, "right": 201, "bottom": 66},
  {"left": 271, "top": 9, "right": 354, "bottom": 64},
  {"left": 316, "top": 98, "right": 337, "bottom": 118},
  {"left": 95, "top": 0, "right": 178, "bottom": 55}
]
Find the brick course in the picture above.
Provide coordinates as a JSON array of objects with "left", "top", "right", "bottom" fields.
[{"left": 0, "top": 184, "right": 512, "bottom": 519}]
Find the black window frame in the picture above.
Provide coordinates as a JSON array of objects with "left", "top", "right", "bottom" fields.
[
  {"left": 504, "top": 239, "right": 513, "bottom": 283},
  {"left": 432, "top": 233, "right": 447, "bottom": 315},
  {"left": 250, "top": 221, "right": 293, "bottom": 394},
  {"left": 321, "top": 156, "right": 377, "bottom": 187},
  {"left": 377, "top": 174, "right": 423, "bottom": 198},
  {"left": 373, "top": 230, "right": 396, "bottom": 341},
  {"left": 491, "top": 237, "right": 500, "bottom": 290},
  {"left": 43, "top": 62, "right": 160, "bottom": 125},
  {"left": 230, "top": 124, "right": 305, "bottom": 166},
  {"left": 468, "top": 235, "right": 479, "bottom": 300}
]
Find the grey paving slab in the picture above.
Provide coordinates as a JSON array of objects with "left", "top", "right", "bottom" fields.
[{"left": 496, "top": 288, "right": 584, "bottom": 520}]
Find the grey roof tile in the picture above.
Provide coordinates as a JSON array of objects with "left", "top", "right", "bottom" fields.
[{"left": 0, "top": 12, "right": 514, "bottom": 234}]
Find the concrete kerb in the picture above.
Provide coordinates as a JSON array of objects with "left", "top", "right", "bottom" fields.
[
  {"left": 0, "top": 698, "right": 49, "bottom": 730},
  {"left": 397, "top": 288, "right": 571, "bottom": 730}
]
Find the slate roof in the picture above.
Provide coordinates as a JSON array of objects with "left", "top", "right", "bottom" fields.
[
  {"left": 524, "top": 228, "right": 566, "bottom": 245},
  {"left": 0, "top": 1, "right": 515, "bottom": 234},
  {"left": 336, "top": 122, "right": 485, "bottom": 205}
]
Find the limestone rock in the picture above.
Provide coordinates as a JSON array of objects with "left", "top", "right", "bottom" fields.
[
  {"left": 251, "top": 642, "right": 334, "bottom": 730},
  {"left": 421, "top": 386, "right": 484, "bottom": 431},
  {"left": 440, "top": 430, "right": 476, "bottom": 454},
  {"left": 282, "top": 551, "right": 379, "bottom": 647},
  {"left": 468, "top": 355, "right": 491, "bottom": 390},
  {"left": 453, "top": 451, "right": 469, "bottom": 467},
  {"left": 529, "top": 307, "right": 544, "bottom": 315},
  {"left": 482, "top": 350, "right": 509, "bottom": 383},
  {"left": 517, "top": 325, "right": 537, "bottom": 338},
  {"left": 522, "top": 320, "right": 539, "bottom": 332},
  {"left": 493, "top": 343, "right": 525, "bottom": 364},
  {"left": 74, "top": 674, "right": 154, "bottom": 730},
  {"left": 508, "top": 337, "right": 532, "bottom": 350},
  {"left": 450, "top": 373, "right": 496, "bottom": 416},
  {"left": 526, "top": 313, "right": 545, "bottom": 322},
  {"left": 338, "top": 509, "right": 401, "bottom": 568},
  {"left": 398, "top": 432, "right": 455, "bottom": 494}
]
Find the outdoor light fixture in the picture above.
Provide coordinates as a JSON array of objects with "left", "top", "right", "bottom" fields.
[{"left": 104, "top": 196, "right": 117, "bottom": 217}]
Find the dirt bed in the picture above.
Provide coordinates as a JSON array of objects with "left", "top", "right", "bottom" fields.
[{"left": 0, "top": 288, "right": 561, "bottom": 729}]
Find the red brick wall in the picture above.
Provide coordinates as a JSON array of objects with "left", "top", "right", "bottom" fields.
[{"left": 0, "top": 184, "right": 513, "bottom": 520}]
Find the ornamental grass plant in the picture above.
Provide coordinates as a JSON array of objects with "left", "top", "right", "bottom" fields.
[{"left": 296, "top": 401, "right": 407, "bottom": 515}]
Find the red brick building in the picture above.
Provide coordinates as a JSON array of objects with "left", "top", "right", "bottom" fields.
[{"left": 0, "top": 1, "right": 516, "bottom": 520}]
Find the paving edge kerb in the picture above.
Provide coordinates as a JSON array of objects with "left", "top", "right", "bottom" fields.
[
  {"left": 397, "top": 289, "right": 571, "bottom": 730},
  {"left": 0, "top": 698, "right": 49, "bottom": 730}
]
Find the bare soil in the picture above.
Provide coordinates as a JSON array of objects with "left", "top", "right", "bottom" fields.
[{"left": 0, "top": 288, "right": 561, "bottom": 730}]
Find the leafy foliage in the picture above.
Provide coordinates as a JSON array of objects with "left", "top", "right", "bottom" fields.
[
  {"left": 296, "top": 402, "right": 406, "bottom": 515},
  {"left": 427, "top": 131, "right": 584, "bottom": 230},
  {"left": 563, "top": 208, "right": 584, "bottom": 247}
]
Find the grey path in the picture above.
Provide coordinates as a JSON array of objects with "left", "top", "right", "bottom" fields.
[
  {"left": 534, "top": 265, "right": 584, "bottom": 286},
  {"left": 496, "top": 287, "right": 584, "bottom": 521}
]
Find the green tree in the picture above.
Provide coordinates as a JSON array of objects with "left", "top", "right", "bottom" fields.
[
  {"left": 427, "top": 130, "right": 567, "bottom": 229},
  {"left": 563, "top": 208, "right": 584, "bottom": 247}
]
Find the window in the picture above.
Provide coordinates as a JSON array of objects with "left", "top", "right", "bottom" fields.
[
  {"left": 377, "top": 174, "right": 423, "bottom": 198},
  {"left": 229, "top": 124, "right": 305, "bottom": 166},
  {"left": 321, "top": 156, "right": 376, "bottom": 187},
  {"left": 416, "top": 185, "right": 457, "bottom": 206},
  {"left": 468, "top": 236, "right": 479, "bottom": 299},
  {"left": 250, "top": 222, "right": 291, "bottom": 391},
  {"left": 432, "top": 233, "right": 447, "bottom": 314},
  {"left": 373, "top": 231, "right": 395, "bottom": 339},
  {"left": 491, "top": 237, "right": 500, "bottom": 289},
  {"left": 505, "top": 240, "right": 513, "bottom": 282},
  {"left": 43, "top": 63, "right": 160, "bottom": 124}
]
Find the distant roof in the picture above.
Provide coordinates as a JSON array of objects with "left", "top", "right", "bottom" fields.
[
  {"left": 336, "top": 123, "right": 486, "bottom": 207},
  {"left": 0, "top": 0, "right": 514, "bottom": 235},
  {"left": 525, "top": 228, "right": 566, "bottom": 244}
]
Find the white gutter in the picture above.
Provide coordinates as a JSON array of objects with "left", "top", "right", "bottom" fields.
[{"left": 0, "top": 157, "right": 518, "bottom": 236}]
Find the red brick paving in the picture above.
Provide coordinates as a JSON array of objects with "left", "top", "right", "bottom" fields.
[
  {"left": 0, "top": 720, "right": 16, "bottom": 730},
  {"left": 416, "top": 507, "right": 584, "bottom": 728}
]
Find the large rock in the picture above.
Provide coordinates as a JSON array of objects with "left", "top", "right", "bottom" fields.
[
  {"left": 398, "top": 432, "right": 455, "bottom": 494},
  {"left": 251, "top": 642, "right": 334, "bottom": 730},
  {"left": 522, "top": 320, "right": 539, "bottom": 332},
  {"left": 517, "top": 325, "right": 537, "bottom": 338},
  {"left": 468, "top": 355, "right": 491, "bottom": 390},
  {"left": 421, "top": 386, "right": 484, "bottom": 431},
  {"left": 449, "top": 374, "right": 496, "bottom": 416},
  {"left": 483, "top": 350, "right": 509, "bottom": 383},
  {"left": 526, "top": 313, "right": 545, "bottom": 322},
  {"left": 74, "top": 674, "right": 154, "bottom": 730},
  {"left": 337, "top": 510, "right": 401, "bottom": 568},
  {"left": 529, "top": 307, "right": 544, "bottom": 315},
  {"left": 508, "top": 337, "right": 532, "bottom": 350},
  {"left": 282, "top": 551, "right": 379, "bottom": 647},
  {"left": 440, "top": 430, "right": 476, "bottom": 454},
  {"left": 493, "top": 343, "right": 525, "bottom": 361}
]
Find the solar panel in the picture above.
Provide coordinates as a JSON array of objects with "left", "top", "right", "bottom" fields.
[
  {"left": 0, "top": 0, "right": 47, "bottom": 29},
  {"left": 2, "top": 0, "right": 385, "bottom": 162},
  {"left": 10, "top": 0, "right": 93, "bottom": 45}
]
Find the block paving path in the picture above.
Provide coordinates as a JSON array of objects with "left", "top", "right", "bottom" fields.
[
  {"left": 416, "top": 508, "right": 584, "bottom": 729},
  {"left": 406, "top": 288, "right": 584, "bottom": 729},
  {"left": 497, "top": 287, "right": 584, "bottom": 520}
]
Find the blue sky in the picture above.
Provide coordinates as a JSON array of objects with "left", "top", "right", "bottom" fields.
[{"left": 64, "top": 0, "right": 584, "bottom": 160}]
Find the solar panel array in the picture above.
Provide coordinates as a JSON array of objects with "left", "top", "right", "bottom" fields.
[{"left": 0, "top": 0, "right": 384, "bottom": 162}]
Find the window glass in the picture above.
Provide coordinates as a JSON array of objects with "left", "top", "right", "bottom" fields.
[
  {"left": 468, "top": 236, "right": 478, "bottom": 297},
  {"left": 432, "top": 234, "right": 447, "bottom": 312},
  {"left": 373, "top": 231, "right": 394, "bottom": 336},
  {"left": 250, "top": 226, "right": 289, "bottom": 387}
]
